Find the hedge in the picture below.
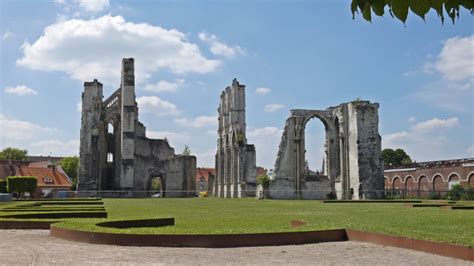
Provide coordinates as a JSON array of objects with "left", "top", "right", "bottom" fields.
[
  {"left": 0, "top": 180, "right": 7, "bottom": 193},
  {"left": 6, "top": 176, "right": 37, "bottom": 196}
]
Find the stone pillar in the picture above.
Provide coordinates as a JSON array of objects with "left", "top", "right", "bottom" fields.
[
  {"left": 78, "top": 80, "right": 103, "bottom": 194},
  {"left": 120, "top": 58, "right": 137, "bottom": 191}
]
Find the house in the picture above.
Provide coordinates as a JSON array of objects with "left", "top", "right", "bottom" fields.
[
  {"left": 196, "top": 168, "right": 215, "bottom": 193},
  {"left": 0, "top": 159, "right": 72, "bottom": 198}
]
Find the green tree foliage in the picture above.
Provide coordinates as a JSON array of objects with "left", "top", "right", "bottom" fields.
[
  {"left": 351, "top": 0, "right": 473, "bottom": 24},
  {"left": 6, "top": 176, "right": 37, "bottom": 197},
  {"left": 257, "top": 174, "right": 270, "bottom": 188},
  {"left": 0, "top": 180, "right": 7, "bottom": 193},
  {"left": 61, "top": 156, "right": 79, "bottom": 190},
  {"left": 446, "top": 184, "right": 474, "bottom": 200},
  {"left": 382, "top": 148, "right": 413, "bottom": 166},
  {"left": 0, "top": 147, "right": 27, "bottom": 160}
]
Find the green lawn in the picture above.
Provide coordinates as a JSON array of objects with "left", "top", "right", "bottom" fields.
[{"left": 2, "top": 198, "right": 473, "bottom": 247}]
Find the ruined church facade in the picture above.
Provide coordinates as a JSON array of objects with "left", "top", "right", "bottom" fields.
[
  {"left": 214, "top": 79, "right": 257, "bottom": 198},
  {"left": 271, "top": 101, "right": 384, "bottom": 200},
  {"left": 78, "top": 58, "right": 196, "bottom": 197}
]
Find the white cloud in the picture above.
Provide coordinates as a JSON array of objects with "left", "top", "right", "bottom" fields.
[
  {"left": 30, "top": 139, "right": 79, "bottom": 156},
  {"left": 0, "top": 114, "right": 54, "bottom": 140},
  {"left": 76, "top": 0, "right": 109, "bottom": 12},
  {"left": 255, "top": 87, "right": 271, "bottom": 95},
  {"left": 467, "top": 145, "right": 474, "bottom": 156},
  {"left": 198, "top": 32, "right": 245, "bottom": 58},
  {"left": 247, "top": 126, "right": 283, "bottom": 169},
  {"left": 407, "top": 116, "right": 416, "bottom": 123},
  {"left": 2, "top": 30, "right": 14, "bottom": 40},
  {"left": 76, "top": 101, "right": 82, "bottom": 112},
  {"left": 411, "top": 117, "right": 459, "bottom": 133},
  {"left": 195, "top": 148, "right": 216, "bottom": 167},
  {"left": 264, "top": 103, "right": 285, "bottom": 112},
  {"left": 146, "top": 130, "right": 191, "bottom": 149},
  {"left": 4, "top": 85, "right": 38, "bottom": 96},
  {"left": 434, "top": 35, "right": 474, "bottom": 81},
  {"left": 137, "top": 96, "right": 180, "bottom": 116},
  {"left": 17, "top": 15, "right": 221, "bottom": 84},
  {"left": 0, "top": 113, "right": 79, "bottom": 156},
  {"left": 143, "top": 79, "right": 184, "bottom": 93},
  {"left": 175, "top": 116, "right": 217, "bottom": 128},
  {"left": 411, "top": 80, "right": 473, "bottom": 113},
  {"left": 382, "top": 117, "right": 462, "bottom": 161}
]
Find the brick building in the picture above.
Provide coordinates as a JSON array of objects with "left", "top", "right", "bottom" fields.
[{"left": 384, "top": 158, "right": 474, "bottom": 197}]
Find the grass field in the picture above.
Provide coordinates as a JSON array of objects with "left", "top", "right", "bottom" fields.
[{"left": 1, "top": 198, "right": 473, "bottom": 247}]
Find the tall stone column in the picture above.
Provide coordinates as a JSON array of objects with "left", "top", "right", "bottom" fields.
[
  {"left": 120, "top": 58, "right": 137, "bottom": 191},
  {"left": 78, "top": 80, "right": 103, "bottom": 194}
]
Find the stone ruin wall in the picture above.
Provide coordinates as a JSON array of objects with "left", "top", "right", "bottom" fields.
[
  {"left": 214, "top": 79, "right": 257, "bottom": 198},
  {"left": 270, "top": 101, "right": 384, "bottom": 200},
  {"left": 78, "top": 58, "right": 196, "bottom": 198}
]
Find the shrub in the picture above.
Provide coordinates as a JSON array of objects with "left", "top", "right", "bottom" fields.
[
  {"left": 326, "top": 191, "right": 337, "bottom": 200},
  {"left": 446, "top": 184, "right": 464, "bottom": 201},
  {"left": 0, "top": 180, "right": 7, "bottom": 193},
  {"left": 256, "top": 174, "right": 270, "bottom": 188},
  {"left": 6, "top": 176, "right": 37, "bottom": 197},
  {"left": 459, "top": 186, "right": 474, "bottom": 201},
  {"left": 428, "top": 192, "right": 441, "bottom": 200}
]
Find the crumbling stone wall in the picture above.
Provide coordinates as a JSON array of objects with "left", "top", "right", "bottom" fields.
[
  {"left": 214, "top": 79, "right": 257, "bottom": 198},
  {"left": 78, "top": 58, "right": 196, "bottom": 197},
  {"left": 270, "top": 101, "right": 384, "bottom": 200}
]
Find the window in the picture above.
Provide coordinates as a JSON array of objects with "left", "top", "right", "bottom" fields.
[{"left": 107, "top": 153, "right": 114, "bottom": 163}]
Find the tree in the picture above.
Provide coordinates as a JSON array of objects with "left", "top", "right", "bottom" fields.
[
  {"left": 257, "top": 174, "right": 270, "bottom": 188},
  {"left": 382, "top": 148, "right": 413, "bottom": 166},
  {"left": 0, "top": 147, "right": 27, "bottom": 160},
  {"left": 6, "top": 176, "right": 37, "bottom": 198},
  {"left": 351, "top": 0, "right": 473, "bottom": 25},
  {"left": 61, "top": 156, "right": 79, "bottom": 190},
  {"left": 182, "top": 145, "right": 191, "bottom": 156}
]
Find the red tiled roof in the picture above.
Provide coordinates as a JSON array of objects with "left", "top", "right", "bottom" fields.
[
  {"left": 16, "top": 165, "right": 72, "bottom": 188},
  {"left": 256, "top": 167, "right": 267, "bottom": 177},
  {"left": 196, "top": 168, "right": 215, "bottom": 183},
  {"left": 0, "top": 160, "right": 71, "bottom": 188}
]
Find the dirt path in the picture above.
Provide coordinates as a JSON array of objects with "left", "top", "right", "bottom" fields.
[{"left": 0, "top": 230, "right": 471, "bottom": 265}]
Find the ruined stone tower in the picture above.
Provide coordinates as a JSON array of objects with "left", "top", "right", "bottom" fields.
[
  {"left": 78, "top": 58, "right": 196, "bottom": 197},
  {"left": 214, "top": 79, "right": 257, "bottom": 198},
  {"left": 271, "top": 101, "right": 384, "bottom": 200}
]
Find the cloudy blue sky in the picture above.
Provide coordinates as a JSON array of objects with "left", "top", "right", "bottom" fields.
[{"left": 0, "top": 0, "right": 472, "bottom": 170}]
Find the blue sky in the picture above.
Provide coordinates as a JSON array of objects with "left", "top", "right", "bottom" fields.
[{"left": 0, "top": 0, "right": 473, "bottom": 169}]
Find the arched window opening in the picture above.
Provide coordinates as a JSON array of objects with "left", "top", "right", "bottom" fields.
[
  {"left": 107, "top": 152, "right": 113, "bottom": 163},
  {"left": 304, "top": 118, "right": 327, "bottom": 178},
  {"left": 108, "top": 123, "right": 114, "bottom": 134},
  {"left": 448, "top": 174, "right": 460, "bottom": 190}
]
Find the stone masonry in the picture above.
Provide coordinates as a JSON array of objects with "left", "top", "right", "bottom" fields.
[
  {"left": 271, "top": 100, "right": 384, "bottom": 200},
  {"left": 214, "top": 79, "right": 257, "bottom": 198},
  {"left": 78, "top": 58, "right": 196, "bottom": 197}
]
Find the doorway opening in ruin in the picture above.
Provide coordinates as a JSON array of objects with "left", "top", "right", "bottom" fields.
[
  {"left": 150, "top": 176, "right": 165, "bottom": 198},
  {"left": 105, "top": 122, "right": 116, "bottom": 190},
  {"left": 304, "top": 118, "right": 327, "bottom": 180}
]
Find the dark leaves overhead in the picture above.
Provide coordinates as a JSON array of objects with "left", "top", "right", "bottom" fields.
[{"left": 351, "top": 0, "right": 473, "bottom": 24}]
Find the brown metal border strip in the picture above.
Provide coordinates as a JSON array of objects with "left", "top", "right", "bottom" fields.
[
  {"left": 50, "top": 226, "right": 347, "bottom": 248},
  {"left": 346, "top": 229, "right": 474, "bottom": 262},
  {"left": 0, "top": 220, "right": 57, "bottom": 229}
]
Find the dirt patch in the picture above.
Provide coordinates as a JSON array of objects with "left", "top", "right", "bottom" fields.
[{"left": 0, "top": 230, "right": 471, "bottom": 265}]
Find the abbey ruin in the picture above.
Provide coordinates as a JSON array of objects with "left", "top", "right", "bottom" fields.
[
  {"left": 271, "top": 102, "right": 384, "bottom": 200},
  {"left": 214, "top": 79, "right": 257, "bottom": 198},
  {"left": 78, "top": 58, "right": 196, "bottom": 197}
]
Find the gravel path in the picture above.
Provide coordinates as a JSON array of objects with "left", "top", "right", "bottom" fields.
[{"left": 0, "top": 230, "right": 471, "bottom": 265}]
